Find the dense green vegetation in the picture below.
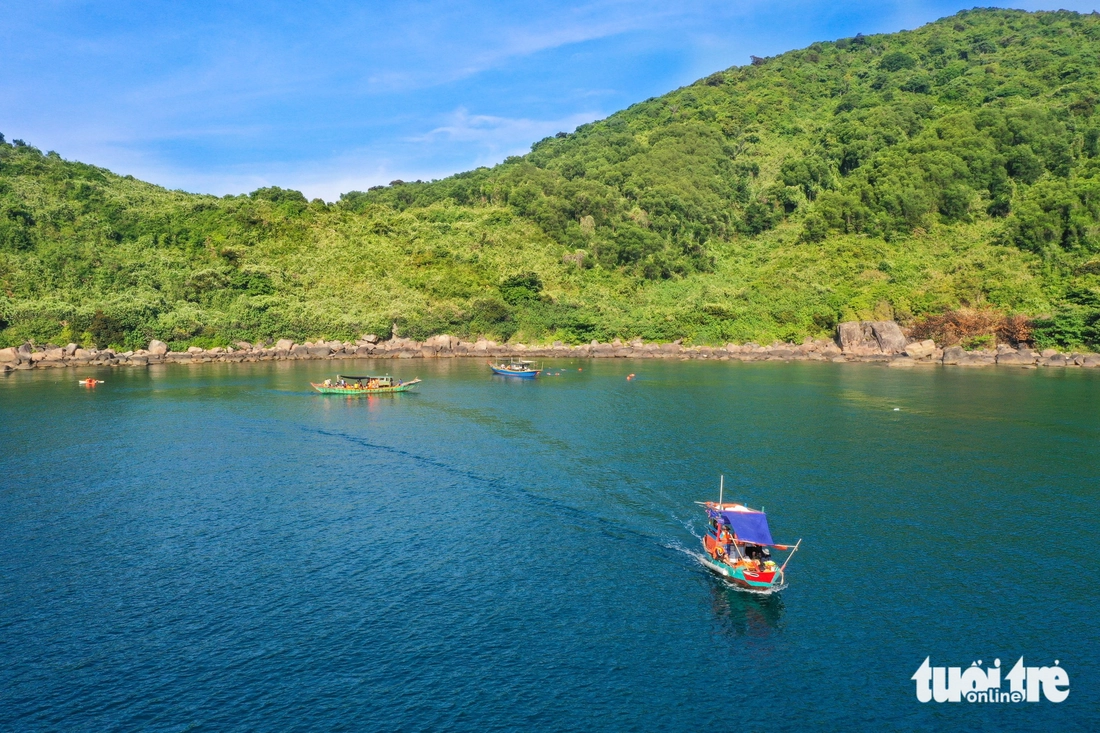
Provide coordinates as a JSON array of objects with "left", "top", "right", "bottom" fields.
[{"left": 4, "top": 8, "right": 1100, "bottom": 350}]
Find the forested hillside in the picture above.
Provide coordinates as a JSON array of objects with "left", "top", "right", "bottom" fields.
[{"left": 3, "top": 8, "right": 1100, "bottom": 350}]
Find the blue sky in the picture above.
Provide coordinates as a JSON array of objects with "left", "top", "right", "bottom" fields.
[{"left": 3, "top": 1, "right": 1098, "bottom": 200}]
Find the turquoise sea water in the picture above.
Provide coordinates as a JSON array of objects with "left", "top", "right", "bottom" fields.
[{"left": 1, "top": 359, "right": 1097, "bottom": 731}]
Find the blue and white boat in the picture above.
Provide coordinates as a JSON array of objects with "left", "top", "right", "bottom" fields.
[{"left": 489, "top": 359, "right": 541, "bottom": 378}]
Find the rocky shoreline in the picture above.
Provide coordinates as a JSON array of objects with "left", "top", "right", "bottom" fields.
[{"left": 3, "top": 320, "right": 1099, "bottom": 372}]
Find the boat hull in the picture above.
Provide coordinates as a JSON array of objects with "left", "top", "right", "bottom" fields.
[
  {"left": 310, "top": 381, "right": 419, "bottom": 395},
  {"left": 489, "top": 366, "right": 540, "bottom": 378},
  {"left": 700, "top": 551, "right": 782, "bottom": 591}
]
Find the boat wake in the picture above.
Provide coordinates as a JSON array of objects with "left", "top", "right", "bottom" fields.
[{"left": 671, "top": 510, "right": 791, "bottom": 593}]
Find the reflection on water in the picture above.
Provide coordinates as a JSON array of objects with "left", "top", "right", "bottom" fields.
[{"left": 707, "top": 577, "right": 785, "bottom": 638}]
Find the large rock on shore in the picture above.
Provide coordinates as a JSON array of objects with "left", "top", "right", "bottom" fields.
[
  {"left": 837, "top": 320, "right": 908, "bottom": 354},
  {"left": 941, "top": 346, "right": 966, "bottom": 365},
  {"left": 148, "top": 339, "right": 168, "bottom": 355},
  {"left": 838, "top": 322, "right": 875, "bottom": 354},
  {"left": 276, "top": 339, "right": 294, "bottom": 351},
  {"left": 996, "top": 351, "right": 1036, "bottom": 366},
  {"left": 869, "top": 321, "right": 907, "bottom": 353},
  {"left": 0, "top": 347, "right": 18, "bottom": 363},
  {"left": 904, "top": 339, "right": 937, "bottom": 359},
  {"left": 424, "top": 334, "right": 454, "bottom": 351}
]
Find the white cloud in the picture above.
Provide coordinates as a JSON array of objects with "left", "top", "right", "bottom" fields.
[
  {"left": 12, "top": 0, "right": 1100, "bottom": 204},
  {"left": 418, "top": 108, "right": 600, "bottom": 146}
]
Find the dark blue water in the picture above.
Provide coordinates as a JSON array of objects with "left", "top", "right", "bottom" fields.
[{"left": 1, "top": 359, "right": 1097, "bottom": 731}]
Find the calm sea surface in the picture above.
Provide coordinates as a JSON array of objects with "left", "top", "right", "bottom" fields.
[{"left": 1, "top": 359, "right": 1097, "bottom": 732}]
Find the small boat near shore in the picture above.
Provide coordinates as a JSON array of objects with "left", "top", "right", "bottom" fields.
[
  {"left": 488, "top": 359, "right": 541, "bottom": 378},
  {"left": 697, "top": 478, "right": 801, "bottom": 592},
  {"left": 311, "top": 374, "right": 421, "bottom": 395}
]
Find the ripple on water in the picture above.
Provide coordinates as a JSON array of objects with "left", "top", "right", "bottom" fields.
[{"left": 1, "top": 359, "right": 1097, "bottom": 731}]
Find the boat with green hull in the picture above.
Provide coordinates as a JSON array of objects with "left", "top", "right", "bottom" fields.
[
  {"left": 311, "top": 375, "right": 421, "bottom": 395},
  {"left": 697, "top": 477, "right": 801, "bottom": 592}
]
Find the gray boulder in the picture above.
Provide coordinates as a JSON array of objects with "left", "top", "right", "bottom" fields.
[
  {"left": 837, "top": 322, "right": 876, "bottom": 353},
  {"left": 276, "top": 339, "right": 294, "bottom": 351},
  {"left": 941, "top": 346, "right": 966, "bottom": 365},
  {"left": 424, "top": 334, "right": 454, "bottom": 351},
  {"left": 148, "top": 339, "right": 168, "bottom": 355},
  {"left": 869, "top": 321, "right": 907, "bottom": 353},
  {"left": 837, "top": 320, "right": 908, "bottom": 354},
  {"left": 0, "top": 347, "right": 18, "bottom": 363},
  {"left": 996, "top": 351, "right": 1036, "bottom": 366}
]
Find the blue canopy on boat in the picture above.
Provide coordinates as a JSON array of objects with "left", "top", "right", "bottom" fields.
[{"left": 711, "top": 506, "right": 775, "bottom": 546}]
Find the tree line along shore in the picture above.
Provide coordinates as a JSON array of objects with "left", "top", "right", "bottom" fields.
[
  {"left": 3, "top": 320, "right": 1098, "bottom": 372},
  {"left": 5, "top": 10, "right": 1100, "bottom": 357}
]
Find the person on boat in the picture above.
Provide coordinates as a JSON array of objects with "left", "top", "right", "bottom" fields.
[
  {"left": 744, "top": 544, "right": 771, "bottom": 571},
  {"left": 717, "top": 524, "right": 734, "bottom": 557}
]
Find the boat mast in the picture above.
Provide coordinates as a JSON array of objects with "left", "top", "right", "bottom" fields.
[{"left": 718, "top": 475, "right": 724, "bottom": 507}]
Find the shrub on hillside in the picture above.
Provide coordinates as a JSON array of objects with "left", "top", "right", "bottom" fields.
[{"left": 909, "top": 308, "right": 1034, "bottom": 346}]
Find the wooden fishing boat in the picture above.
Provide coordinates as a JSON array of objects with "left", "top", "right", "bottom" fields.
[
  {"left": 488, "top": 359, "right": 541, "bottom": 378},
  {"left": 310, "top": 374, "right": 421, "bottom": 395},
  {"left": 697, "top": 478, "right": 801, "bottom": 591}
]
